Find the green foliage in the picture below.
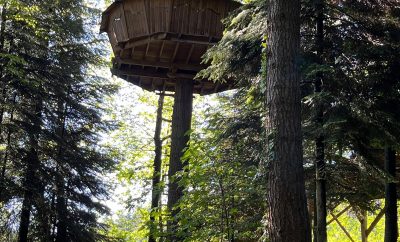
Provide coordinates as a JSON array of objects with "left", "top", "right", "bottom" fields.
[
  {"left": 7, "top": 0, "right": 395, "bottom": 241},
  {"left": 0, "top": 0, "right": 118, "bottom": 240},
  {"left": 102, "top": 84, "right": 176, "bottom": 240},
  {"left": 198, "top": 0, "right": 400, "bottom": 240},
  {"left": 173, "top": 92, "right": 265, "bottom": 241},
  {"left": 198, "top": 0, "right": 266, "bottom": 85},
  {"left": 104, "top": 209, "right": 149, "bottom": 242},
  {"left": 104, "top": 86, "right": 174, "bottom": 206}
]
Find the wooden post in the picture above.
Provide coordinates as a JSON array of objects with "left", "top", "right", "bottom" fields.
[
  {"left": 329, "top": 207, "right": 355, "bottom": 242},
  {"left": 360, "top": 210, "right": 368, "bottom": 242},
  {"left": 167, "top": 79, "right": 193, "bottom": 241},
  {"left": 329, "top": 205, "right": 386, "bottom": 242},
  {"left": 327, "top": 205, "right": 351, "bottom": 225},
  {"left": 367, "top": 207, "right": 386, "bottom": 237},
  {"left": 329, "top": 211, "right": 355, "bottom": 242}
]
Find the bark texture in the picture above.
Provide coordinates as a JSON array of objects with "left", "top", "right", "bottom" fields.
[
  {"left": 55, "top": 98, "right": 68, "bottom": 242},
  {"left": 0, "top": 93, "right": 15, "bottom": 202},
  {"left": 314, "top": 0, "right": 327, "bottom": 241},
  {"left": 18, "top": 191, "right": 32, "bottom": 242},
  {"left": 0, "top": 3, "right": 7, "bottom": 130},
  {"left": 18, "top": 99, "right": 42, "bottom": 242},
  {"left": 0, "top": 4, "right": 8, "bottom": 197},
  {"left": 384, "top": 147, "right": 398, "bottom": 242},
  {"left": 167, "top": 79, "right": 193, "bottom": 241},
  {"left": 37, "top": 185, "right": 51, "bottom": 241},
  {"left": 265, "top": 0, "right": 311, "bottom": 241},
  {"left": 55, "top": 184, "right": 67, "bottom": 242},
  {"left": 18, "top": 148, "right": 40, "bottom": 242},
  {"left": 149, "top": 94, "right": 165, "bottom": 242}
]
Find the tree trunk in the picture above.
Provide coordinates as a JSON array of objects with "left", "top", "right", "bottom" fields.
[
  {"left": 384, "top": 147, "right": 398, "bottom": 242},
  {"left": 18, "top": 148, "right": 40, "bottom": 242},
  {"left": 360, "top": 210, "right": 368, "bottom": 242},
  {"left": 0, "top": 2, "right": 6, "bottom": 51},
  {"left": 313, "top": 197, "right": 317, "bottom": 242},
  {"left": 314, "top": 0, "right": 327, "bottom": 241},
  {"left": 37, "top": 186, "right": 51, "bottom": 242},
  {"left": 0, "top": 93, "right": 16, "bottom": 202},
  {"left": 167, "top": 79, "right": 193, "bottom": 241},
  {"left": 149, "top": 94, "right": 165, "bottom": 242},
  {"left": 18, "top": 97, "right": 42, "bottom": 242},
  {"left": 0, "top": 123, "right": 10, "bottom": 200},
  {"left": 0, "top": 86, "right": 5, "bottom": 135},
  {"left": 55, "top": 97, "right": 68, "bottom": 242},
  {"left": 50, "top": 192, "right": 57, "bottom": 238},
  {"left": 0, "top": 3, "right": 7, "bottom": 130},
  {"left": 265, "top": 0, "right": 311, "bottom": 241},
  {"left": 19, "top": 190, "right": 33, "bottom": 242},
  {"left": 55, "top": 184, "right": 67, "bottom": 242}
]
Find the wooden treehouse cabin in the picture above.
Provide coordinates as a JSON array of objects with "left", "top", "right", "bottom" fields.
[
  {"left": 101, "top": 0, "right": 240, "bottom": 239},
  {"left": 100, "top": 0, "right": 239, "bottom": 95}
]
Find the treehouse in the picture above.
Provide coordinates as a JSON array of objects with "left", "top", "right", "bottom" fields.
[
  {"left": 101, "top": 1, "right": 240, "bottom": 238},
  {"left": 100, "top": 0, "right": 239, "bottom": 95}
]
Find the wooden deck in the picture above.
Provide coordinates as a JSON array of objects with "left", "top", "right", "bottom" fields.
[{"left": 101, "top": 0, "right": 240, "bottom": 95}]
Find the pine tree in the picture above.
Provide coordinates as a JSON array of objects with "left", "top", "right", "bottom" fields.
[{"left": 0, "top": 0, "right": 117, "bottom": 240}]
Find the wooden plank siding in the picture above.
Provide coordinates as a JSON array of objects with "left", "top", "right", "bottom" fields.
[
  {"left": 101, "top": 0, "right": 240, "bottom": 95},
  {"left": 124, "top": 0, "right": 149, "bottom": 38}
]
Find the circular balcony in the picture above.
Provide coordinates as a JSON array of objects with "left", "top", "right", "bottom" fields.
[{"left": 101, "top": 0, "right": 239, "bottom": 95}]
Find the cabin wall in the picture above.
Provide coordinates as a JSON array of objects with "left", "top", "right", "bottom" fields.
[
  {"left": 170, "top": 0, "right": 227, "bottom": 38},
  {"left": 101, "top": 0, "right": 239, "bottom": 95},
  {"left": 106, "top": 0, "right": 237, "bottom": 44},
  {"left": 124, "top": 0, "right": 150, "bottom": 38},
  {"left": 147, "top": 0, "right": 173, "bottom": 34},
  {"left": 109, "top": 5, "right": 129, "bottom": 42}
]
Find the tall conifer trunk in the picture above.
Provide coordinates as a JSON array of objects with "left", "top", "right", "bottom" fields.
[
  {"left": 0, "top": 93, "right": 15, "bottom": 201},
  {"left": 18, "top": 148, "right": 40, "bottom": 242},
  {"left": 37, "top": 185, "right": 51, "bottom": 242},
  {"left": 149, "top": 93, "right": 165, "bottom": 242},
  {"left": 0, "top": 3, "right": 8, "bottom": 164},
  {"left": 314, "top": 0, "right": 327, "bottom": 241},
  {"left": 18, "top": 98, "right": 42, "bottom": 242},
  {"left": 384, "top": 147, "right": 398, "bottom": 242},
  {"left": 55, "top": 184, "right": 67, "bottom": 242},
  {"left": 0, "top": 3, "right": 6, "bottom": 130},
  {"left": 55, "top": 96, "right": 68, "bottom": 242},
  {"left": 167, "top": 79, "right": 193, "bottom": 241},
  {"left": 265, "top": 0, "right": 311, "bottom": 241}
]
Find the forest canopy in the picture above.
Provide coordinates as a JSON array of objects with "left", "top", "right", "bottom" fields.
[{"left": 0, "top": 0, "right": 399, "bottom": 242}]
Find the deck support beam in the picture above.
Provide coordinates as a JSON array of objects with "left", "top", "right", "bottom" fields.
[
  {"left": 359, "top": 210, "right": 368, "bottom": 242},
  {"left": 329, "top": 205, "right": 386, "bottom": 242},
  {"left": 329, "top": 210, "right": 355, "bottom": 242},
  {"left": 167, "top": 79, "right": 194, "bottom": 241}
]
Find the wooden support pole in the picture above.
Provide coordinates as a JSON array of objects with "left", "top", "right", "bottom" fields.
[
  {"left": 329, "top": 211, "right": 355, "bottom": 242},
  {"left": 367, "top": 207, "right": 386, "bottom": 236},
  {"left": 327, "top": 205, "right": 351, "bottom": 225},
  {"left": 329, "top": 205, "right": 385, "bottom": 242},
  {"left": 167, "top": 79, "right": 194, "bottom": 241},
  {"left": 360, "top": 210, "right": 368, "bottom": 242}
]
